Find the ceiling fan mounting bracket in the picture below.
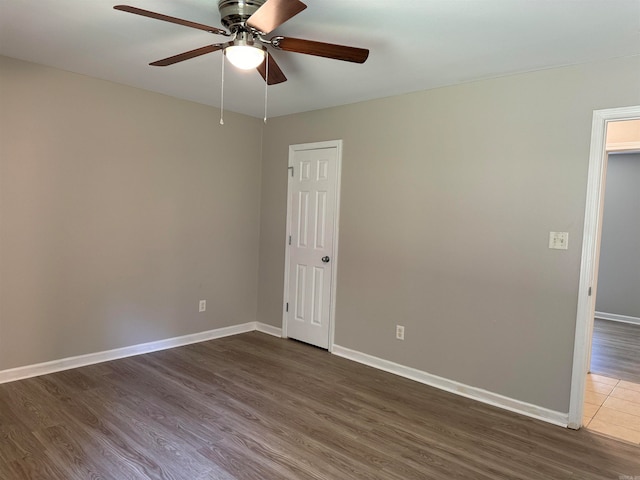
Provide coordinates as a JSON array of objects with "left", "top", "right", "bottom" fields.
[{"left": 218, "top": 0, "right": 267, "bottom": 31}]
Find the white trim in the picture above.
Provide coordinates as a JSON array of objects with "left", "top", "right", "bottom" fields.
[
  {"left": 333, "top": 345, "right": 568, "bottom": 428},
  {"left": 0, "top": 319, "right": 569, "bottom": 427},
  {"left": 568, "top": 105, "right": 640, "bottom": 430},
  {"left": 282, "top": 140, "right": 343, "bottom": 351},
  {"left": 594, "top": 311, "right": 640, "bottom": 326},
  {"left": 282, "top": 152, "right": 293, "bottom": 340},
  {"left": 606, "top": 141, "right": 640, "bottom": 153},
  {"left": 328, "top": 141, "right": 343, "bottom": 353},
  {"left": 0, "top": 322, "right": 256, "bottom": 384},
  {"left": 256, "top": 322, "right": 283, "bottom": 337}
]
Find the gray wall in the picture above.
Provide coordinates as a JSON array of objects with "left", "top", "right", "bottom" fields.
[
  {"left": 0, "top": 56, "right": 263, "bottom": 370},
  {"left": 596, "top": 152, "right": 640, "bottom": 319},
  {"left": 2, "top": 52, "right": 640, "bottom": 415},
  {"left": 257, "top": 55, "right": 640, "bottom": 413}
]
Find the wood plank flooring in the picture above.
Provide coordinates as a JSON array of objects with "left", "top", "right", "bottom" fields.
[
  {"left": 1, "top": 332, "right": 639, "bottom": 479},
  {"left": 591, "top": 318, "right": 640, "bottom": 384}
]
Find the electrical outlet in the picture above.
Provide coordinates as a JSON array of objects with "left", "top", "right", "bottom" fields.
[
  {"left": 396, "top": 325, "right": 405, "bottom": 340},
  {"left": 549, "top": 232, "right": 569, "bottom": 250},
  {"left": 199, "top": 300, "right": 206, "bottom": 312}
]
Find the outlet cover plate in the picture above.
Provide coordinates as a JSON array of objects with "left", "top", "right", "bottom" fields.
[{"left": 549, "top": 232, "right": 569, "bottom": 250}]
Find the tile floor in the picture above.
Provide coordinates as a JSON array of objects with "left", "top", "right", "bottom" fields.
[{"left": 584, "top": 373, "right": 640, "bottom": 444}]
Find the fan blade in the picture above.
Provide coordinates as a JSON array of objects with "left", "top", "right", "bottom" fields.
[
  {"left": 273, "top": 37, "right": 369, "bottom": 63},
  {"left": 257, "top": 54, "right": 287, "bottom": 85},
  {"left": 247, "top": 0, "right": 307, "bottom": 34},
  {"left": 114, "top": 5, "right": 228, "bottom": 36},
  {"left": 150, "top": 44, "right": 224, "bottom": 66}
]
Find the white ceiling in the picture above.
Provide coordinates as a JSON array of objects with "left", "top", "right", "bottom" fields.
[{"left": 1, "top": 0, "right": 639, "bottom": 118}]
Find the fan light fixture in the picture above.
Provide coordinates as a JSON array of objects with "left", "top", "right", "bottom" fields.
[
  {"left": 114, "top": 0, "right": 370, "bottom": 124},
  {"left": 225, "top": 45, "right": 265, "bottom": 70}
]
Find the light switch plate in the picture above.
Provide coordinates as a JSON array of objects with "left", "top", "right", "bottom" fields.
[{"left": 549, "top": 232, "right": 569, "bottom": 250}]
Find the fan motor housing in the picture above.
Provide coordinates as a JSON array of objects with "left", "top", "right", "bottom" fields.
[{"left": 218, "top": 0, "right": 266, "bottom": 30}]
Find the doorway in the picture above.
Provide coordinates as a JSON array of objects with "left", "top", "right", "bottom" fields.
[
  {"left": 568, "top": 107, "right": 640, "bottom": 432},
  {"left": 282, "top": 140, "right": 342, "bottom": 350},
  {"left": 583, "top": 128, "right": 640, "bottom": 443}
]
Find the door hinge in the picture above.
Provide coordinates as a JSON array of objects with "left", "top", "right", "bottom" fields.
[
  {"left": 286, "top": 302, "right": 289, "bottom": 312},
  {"left": 588, "top": 287, "right": 592, "bottom": 296},
  {"left": 288, "top": 166, "right": 294, "bottom": 177},
  {"left": 288, "top": 235, "right": 292, "bottom": 245}
]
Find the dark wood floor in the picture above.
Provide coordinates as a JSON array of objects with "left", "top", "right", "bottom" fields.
[
  {"left": 1, "top": 332, "right": 639, "bottom": 479},
  {"left": 591, "top": 318, "right": 640, "bottom": 384}
]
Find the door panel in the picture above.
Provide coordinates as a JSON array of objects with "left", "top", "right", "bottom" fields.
[{"left": 286, "top": 145, "right": 338, "bottom": 349}]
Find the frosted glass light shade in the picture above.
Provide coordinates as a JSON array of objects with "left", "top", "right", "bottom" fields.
[{"left": 226, "top": 45, "right": 265, "bottom": 70}]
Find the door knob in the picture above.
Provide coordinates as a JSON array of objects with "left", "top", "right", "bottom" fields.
[{"left": 321, "top": 256, "right": 330, "bottom": 263}]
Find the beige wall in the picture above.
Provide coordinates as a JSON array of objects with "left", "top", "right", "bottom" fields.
[
  {"left": 257, "top": 55, "right": 640, "bottom": 413},
  {"left": 0, "top": 56, "right": 263, "bottom": 369}
]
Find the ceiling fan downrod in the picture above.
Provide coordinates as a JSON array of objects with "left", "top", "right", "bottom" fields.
[{"left": 218, "top": 0, "right": 266, "bottom": 31}]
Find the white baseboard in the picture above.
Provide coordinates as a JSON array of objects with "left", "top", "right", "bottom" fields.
[
  {"left": 0, "top": 321, "right": 568, "bottom": 429},
  {"left": 595, "top": 311, "right": 640, "bottom": 325},
  {"left": 332, "top": 344, "right": 569, "bottom": 428},
  {"left": 256, "top": 322, "right": 283, "bottom": 337},
  {"left": 0, "top": 322, "right": 257, "bottom": 385}
]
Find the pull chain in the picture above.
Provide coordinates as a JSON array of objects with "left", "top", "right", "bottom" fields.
[
  {"left": 220, "top": 50, "right": 225, "bottom": 125},
  {"left": 263, "top": 51, "right": 269, "bottom": 124}
]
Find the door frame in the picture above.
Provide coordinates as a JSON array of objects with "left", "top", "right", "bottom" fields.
[
  {"left": 568, "top": 105, "right": 640, "bottom": 429},
  {"left": 281, "top": 140, "right": 343, "bottom": 352}
]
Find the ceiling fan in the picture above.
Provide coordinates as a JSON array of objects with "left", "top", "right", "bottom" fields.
[{"left": 114, "top": 0, "right": 370, "bottom": 86}]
